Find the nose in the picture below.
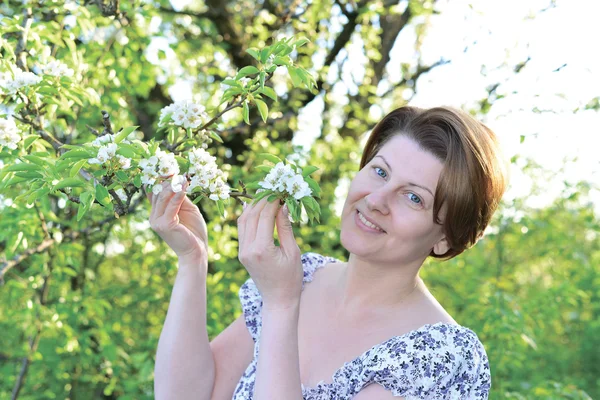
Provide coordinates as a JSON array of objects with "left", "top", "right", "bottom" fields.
[{"left": 365, "top": 187, "right": 390, "bottom": 215}]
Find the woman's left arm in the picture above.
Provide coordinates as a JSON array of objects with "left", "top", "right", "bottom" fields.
[
  {"left": 254, "top": 301, "right": 303, "bottom": 399},
  {"left": 236, "top": 197, "right": 305, "bottom": 399}
]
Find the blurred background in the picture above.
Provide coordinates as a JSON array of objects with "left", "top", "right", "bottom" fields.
[{"left": 0, "top": 0, "right": 598, "bottom": 398}]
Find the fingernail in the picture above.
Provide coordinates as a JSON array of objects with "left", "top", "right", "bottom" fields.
[
  {"left": 243, "top": 202, "right": 247, "bottom": 210},
  {"left": 283, "top": 204, "right": 288, "bottom": 216}
]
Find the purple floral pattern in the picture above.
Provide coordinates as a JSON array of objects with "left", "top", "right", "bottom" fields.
[{"left": 232, "top": 252, "right": 491, "bottom": 399}]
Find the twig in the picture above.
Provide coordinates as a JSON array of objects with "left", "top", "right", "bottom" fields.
[
  {"left": 0, "top": 195, "right": 145, "bottom": 284},
  {"left": 11, "top": 205, "right": 55, "bottom": 400},
  {"left": 166, "top": 73, "right": 274, "bottom": 152},
  {"left": 101, "top": 110, "right": 114, "bottom": 135},
  {"left": 15, "top": 7, "right": 33, "bottom": 71}
]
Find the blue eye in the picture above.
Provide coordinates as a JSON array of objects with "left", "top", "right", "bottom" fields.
[
  {"left": 373, "top": 166, "right": 387, "bottom": 178},
  {"left": 408, "top": 193, "right": 422, "bottom": 205}
]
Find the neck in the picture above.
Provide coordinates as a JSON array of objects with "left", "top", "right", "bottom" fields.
[{"left": 331, "top": 253, "right": 426, "bottom": 320}]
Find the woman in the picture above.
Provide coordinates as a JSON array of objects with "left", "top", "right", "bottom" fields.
[{"left": 150, "top": 106, "right": 508, "bottom": 400}]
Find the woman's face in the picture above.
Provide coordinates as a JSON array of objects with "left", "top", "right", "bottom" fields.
[{"left": 340, "top": 135, "right": 449, "bottom": 264}]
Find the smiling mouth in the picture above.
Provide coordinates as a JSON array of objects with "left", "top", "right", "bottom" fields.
[{"left": 356, "top": 210, "right": 386, "bottom": 233}]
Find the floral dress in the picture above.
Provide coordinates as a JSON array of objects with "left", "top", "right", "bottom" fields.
[{"left": 232, "top": 252, "right": 491, "bottom": 399}]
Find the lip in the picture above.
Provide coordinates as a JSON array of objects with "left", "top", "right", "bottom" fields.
[{"left": 355, "top": 209, "right": 386, "bottom": 233}]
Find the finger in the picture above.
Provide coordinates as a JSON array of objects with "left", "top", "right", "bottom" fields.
[
  {"left": 150, "top": 183, "right": 161, "bottom": 220},
  {"left": 237, "top": 202, "right": 247, "bottom": 252},
  {"left": 163, "top": 182, "right": 188, "bottom": 220},
  {"left": 256, "top": 197, "right": 281, "bottom": 245},
  {"left": 275, "top": 203, "right": 296, "bottom": 252},
  {"left": 154, "top": 181, "right": 176, "bottom": 218},
  {"left": 244, "top": 197, "right": 270, "bottom": 245}
]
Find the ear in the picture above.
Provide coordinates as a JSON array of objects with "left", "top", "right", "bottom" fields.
[{"left": 432, "top": 236, "right": 450, "bottom": 256}]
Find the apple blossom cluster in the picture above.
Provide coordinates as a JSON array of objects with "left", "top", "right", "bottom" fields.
[
  {"left": 258, "top": 162, "right": 312, "bottom": 200},
  {"left": 0, "top": 67, "right": 42, "bottom": 95},
  {"left": 158, "top": 100, "right": 209, "bottom": 130},
  {"left": 173, "top": 147, "right": 231, "bottom": 201},
  {"left": 139, "top": 149, "right": 180, "bottom": 195},
  {"left": 41, "top": 60, "right": 74, "bottom": 78},
  {"left": 0, "top": 117, "right": 21, "bottom": 150},
  {"left": 138, "top": 147, "right": 231, "bottom": 200},
  {"left": 88, "top": 134, "right": 132, "bottom": 170}
]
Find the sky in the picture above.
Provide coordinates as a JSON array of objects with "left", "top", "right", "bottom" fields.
[{"left": 168, "top": 0, "right": 600, "bottom": 215}]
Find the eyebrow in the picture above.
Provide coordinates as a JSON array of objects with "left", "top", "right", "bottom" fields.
[{"left": 373, "top": 155, "right": 435, "bottom": 197}]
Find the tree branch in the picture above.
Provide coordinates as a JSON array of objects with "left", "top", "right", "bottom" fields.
[
  {"left": 15, "top": 7, "right": 33, "bottom": 71},
  {"left": 379, "top": 59, "right": 450, "bottom": 98},
  {"left": 0, "top": 195, "right": 145, "bottom": 284}
]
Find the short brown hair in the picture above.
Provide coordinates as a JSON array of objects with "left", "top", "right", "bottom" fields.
[{"left": 359, "top": 106, "right": 508, "bottom": 260}]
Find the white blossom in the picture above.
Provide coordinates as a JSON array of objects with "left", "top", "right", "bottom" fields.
[
  {"left": 116, "top": 154, "right": 131, "bottom": 169},
  {"left": 158, "top": 100, "right": 208, "bottom": 129},
  {"left": 88, "top": 143, "right": 117, "bottom": 165},
  {"left": 258, "top": 161, "right": 312, "bottom": 200},
  {"left": 239, "top": 77, "right": 251, "bottom": 87},
  {"left": 284, "top": 174, "right": 312, "bottom": 200},
  {"left": 171, "top": 174, "right": 187, "bottom": 193},
  {"left": 152, "top": 184, "right": 163, "bottom": 195},
  {"left": 115, "top": 188, "right": 127, "bottom": 202},
  {"left": 0, "top": 68, "right": 41, "bottom": 94},
  {"left": 0, "top": 117, "right": 21, "bottom": 150},
  {"left": 92, "top": 134, "right": 115, "bottom": 146},
  {"left": 42, "top": 60, "right": 74, "bottom": 77}
]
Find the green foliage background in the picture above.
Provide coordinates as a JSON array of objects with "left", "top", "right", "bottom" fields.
[{"left": 1, "top": 0, "right": 598, "bottom": 399}]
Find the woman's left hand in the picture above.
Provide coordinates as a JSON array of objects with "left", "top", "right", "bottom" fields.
[{"left": 237, "top": 197, "right": 303, "bottom": 310}]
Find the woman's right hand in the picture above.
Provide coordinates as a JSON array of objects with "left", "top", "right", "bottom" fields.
[{"left": 146, "top": 180, "right": 209, "bottom": 260}]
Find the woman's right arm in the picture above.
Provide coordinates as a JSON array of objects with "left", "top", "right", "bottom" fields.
[
  {"left": 149, "top": 180, "right": 254, "bottom": 399},
  {"left": 154, "top": 252, "right": 215, "bottom": 400}
]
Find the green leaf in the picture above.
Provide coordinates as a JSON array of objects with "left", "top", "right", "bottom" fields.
[
  {"left": 23, "top": 135, "right": 40, "bottom": 149},
  {"left": 273, "top": 56, "right": 290, "bottom": 66},
  {"left": 115, "top": 126, "right": 138, "bottom": 144},
  {"left": 246, "top": 48, "right": 261, "bottom": 62},
  {"left": 21, "top": 155, "right": 50, "bottom": 167},
  {"left": 60, "top": 149, "right": 94, "bottom": 160},
  {"left": 70, "top": 159, "right": 87, "bottom": 177},
  {"left": 117, "top": 143, "right": 138, "bottom": 158},
  {"left": 257, "top": 86, "right": 277, "bottom": 102},
  {"left": 252, "top": 189, "right": 272, "bottom": 204},
  {"left": 133, "top": 174, "right": 142, "bottom": 188},
  {"left": 15, "top": 171, "right": 43, "bottom": 179},
  {"left": 255, "top": 165, "right": 272, "bottom": 173},
  {"left": 258, "top": 153, "right": 283, "bottom": 164},
  {"left": 294, "top": 37, "right": 310, "bottom": 48},
  {"left": 242, "top": 101, "right": 250, "bottom": 124},
  {"left": 259, "top": 71, "right": 266, "bottom": 90},
  {"left": 4, "top": 176, "right": 30, "bottom": 187},
  {"left": 115, "top": 170, "right": 128, "bottom": 181},
  {"left": 53, "top": 177, "right": 86, "bottom": 190},
  {"left": 167, "top": 126, "right": 175, "bottom": 145},
  {"left": 254, "top": 98, "right": 268, "bottom": 122},
  {"left": 5, "top": 163, "right": 43, "bottom": 172},
  {"left": 302, "top": 165, "right": 319, "bottom": 177},
  {"left": 209, "top": 130, "right": 223, "bottom": 144},
  {"left": 260, "top": 47, "right": 270, "bottom": 63},
  {"left": 95, "top": 184, "right": 111, "bottom": 207},
  {"left": 237, "top": 66, "right": 260, "bottom": 78},
  {"left": 77, "top": 202, "right": 87, "bottom": 221},
  {"left": 27, "top": 188, "right": 50, "bottom": 204},
  {"left": 287, "top": 66, "right": 303, "bottom": 88},
  {"left": 216, "top": 199, "right": 224, "bottom": 217},
  {"left": 304, "top": 177, "right": 321, "bottom": 198},
  {"left": 286, "top": 197, "right": 299, "bottom": 223},
  {"left": 221, "top": 78, "right": 240, "bottom": 87}
]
